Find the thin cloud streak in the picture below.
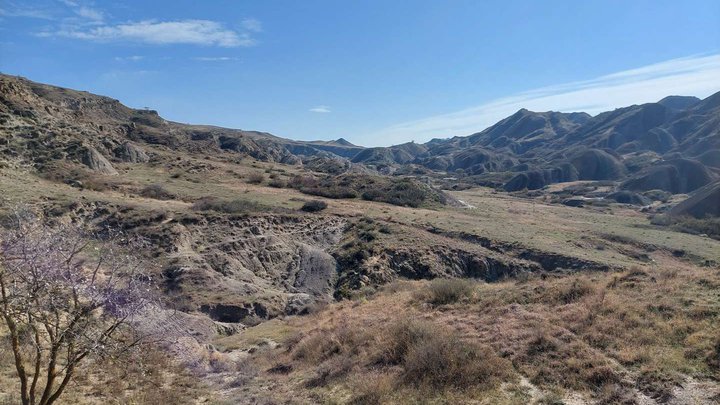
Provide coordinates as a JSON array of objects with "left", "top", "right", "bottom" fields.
[
  {"left": 365, "top": 54, "right": 720, "bottom": 146},
  {"left": 74, "top": 6, "right": 104, "bottom": 22},
  {"left": 114, "top": 55, "right": 144, "bottom": 62},
  {"left": 40, "top": 19, "right": 257, "bottom": 47},
  {"left": 193, "top": 56, "right": 239, "bottom": 61},
  {"left": 310, "top": 105, "right": 331, "bottom": 113},
  {"left": 0, "top": 3, "right": 54, "bottom": 20}
]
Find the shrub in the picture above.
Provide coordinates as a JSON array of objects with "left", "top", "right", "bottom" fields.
[
  {"left": 191, "top": 197, "right": 264, "bottom": 214},
  {"left": 246, "top": 171, "right": 265, "bottom": 184},
  {"left": 423, "top": 278, "right": 475, "bottom": 306},
  {"left": 360, "top": 178, "right": 436, "bottom": 208},
  {"left": 301, "top": 186, "right": 358, "bottom": 199},
  {"left": 140, "top": 184, "right": 176, "bottom": 200},
  {"left": 380, "top": 320, "right": 439, "bottom": 365},
  {"left": 268, "top": 178, "right": 286, "bottom": 188},
  {"left": 381, "top": 320, "right": 511, "bottom": 390},
  {"left": 554, "top": 278, "right": 595, "bottom": 304},
  {"left": 292, "top": 323, "right": 370, "bottom": 365},
  {"left": 669, "top": 216, "right": 720, "bottom": 240},
  {"left": 301, "top": 200, "right": 328, "bottom": 212},
  {"left": 225, "top": 361, "right": 258, "bottom": 388},
  {"left": 304, "top": 355, "right": 354, "bottom": 388},
  {"left": 708, "top": 337, "right": 720, "bottom": 370},
  {"left": 349, "top": 374, "right": 394, "bottom": 405},
  {"left": 403, "top": 334, "right": 509, "bottom": 390},
  {"left": 208, "top": 352, "right": 235, "bottom": 373},
  {"left": 290, "top": 174, "right": 319, "bottom": 189}
]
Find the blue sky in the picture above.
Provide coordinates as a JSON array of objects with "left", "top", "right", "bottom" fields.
[{"left": 1, "top": 0, "right": 719, "bottom": 146}]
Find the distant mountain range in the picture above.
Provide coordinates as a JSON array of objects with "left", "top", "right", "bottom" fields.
[{"left": 1, "top": 73, "right": 718, "bottom": 199}]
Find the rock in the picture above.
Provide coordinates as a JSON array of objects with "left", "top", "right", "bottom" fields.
[
  {"left": 116, "top": 142, "right": 149, "bottom": 163},
  {"left": 214, "top": 321, "right": 245, "bottom": 336},
  {"left": 81, "top": 146, "right": 118, "bottom": 175},
  {"left": 64, "top": 179, "right": 83, "bottom": 188},
  {"left": 285, "top": 293, "right": 314, "bottom": 315}
]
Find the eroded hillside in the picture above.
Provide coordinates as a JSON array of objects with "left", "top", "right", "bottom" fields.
[{"left": 1, "top": 75, "right": 719, "bottom": 404}]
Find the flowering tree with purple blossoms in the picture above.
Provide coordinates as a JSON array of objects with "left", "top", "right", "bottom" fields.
[{"left": 0, "top": 211, "right": 162, "bottom": 405}]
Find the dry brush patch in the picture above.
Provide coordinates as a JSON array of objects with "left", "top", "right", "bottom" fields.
[{"left": 211, "top": 257, "right": 720, "bottom": 403}]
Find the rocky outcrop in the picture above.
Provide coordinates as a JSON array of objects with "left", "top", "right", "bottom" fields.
[
  {"left": 115, "top": 142, "right": 149, "bottom": 163},
  {"left": 81, "top": 146, "right": 118, "bottom": 175},
  {"left": 119, "top": 214, "right": 347, "bottom": 321}
]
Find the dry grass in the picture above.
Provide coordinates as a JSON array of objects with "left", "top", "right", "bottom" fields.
[
  {"left": 246, "top": 171, "right": 265, "bottom": 184},
  {"left": 214, "top": 252, "right": 720, "bottom": 404},
  {"left": 416, "top": 277, "right": 476, "bottom": 306},
  {"left": 0, "top": 329, "right": 211, "bottom": 404},
  {"left": 2, "top": 135, "right": 719, "bottom": 404}
]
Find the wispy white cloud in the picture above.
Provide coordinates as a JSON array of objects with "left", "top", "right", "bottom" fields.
[
  {"left": 193, "top": 56, "right": 239, "bottom": 61},
  {"left": 365, "top": 53, "right": 720, "bottom": 146},
  {"left": 310, "top": 105, "right": 331, "bottom": 113},
  {"left": 0, "top": 3, "right": 54, "bottom": 20},
  {"left": 241, "top": 18, "right": 262, "bottom": 32},
  {"left": 114, "top": 55, "right": 144, "bottom": 62},
  {"left": 41, "top": 19, "right": 257, "bottom": 47},
  {"left": 75, "top": 6, "right": 103, "bottom": 22}
]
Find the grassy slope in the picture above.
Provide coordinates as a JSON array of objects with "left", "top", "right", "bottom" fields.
[{"left": 1, "top": 150, "right": 720, "bottom": 404}]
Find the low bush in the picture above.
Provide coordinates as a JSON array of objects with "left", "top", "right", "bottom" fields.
[
  {"left": 140, "top": 184, "right": 176, "bottom": 200},
  {"left": 293, "top": 174, "right": 447, "bottom": 207},
  {"left": 349, "top": 372, "right": 394, "bottom": 405},
  {"left": 40, "top": 161, "right": 116, "bottom": 191},
  {"left": 381, "top": 320, "right": 511, "bottom": 390},
  {"left": 246, "top": 171, "right": 265, "bottom": 184},
  {"left": 403, "top": 333, "right": 509, "bottom": 390},
  {"left": 301, "top": 186, "right": 358, "bottom": 199},
  {"left": 268, "top": 178, "right": 286, "bottom": 188},
  {"left": 191, "top": 197, "right": 264, "bottom": 214},
  {"left": 553, "top": 278, "right": 595, "bottom": 304},
  {"left": 361, "top": 178, "right": 432, "bottom": 208},
  {"left": 290, "top": 174, "right": 319, "bottom": 189},
  {"left": 669, "top": 216, "right": 720, "bottom": 240},
  {"left": 421, "top": 278, "right": 475, "bottom": 306},
  {"left": 301, "top": 200, "right": 328, "bottom": 212}
]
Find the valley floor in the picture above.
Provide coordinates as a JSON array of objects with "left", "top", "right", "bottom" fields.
[{"left": 1, "top": 152, "right": 719, "bottom": 404}]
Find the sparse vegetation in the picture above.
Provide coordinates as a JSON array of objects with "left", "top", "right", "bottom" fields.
[
  {"left": 268, "top": 178, "right": 286, "bottom": 188},
  {"left": 293, "top": 173, "right": 448, "bottom": 207},
  {"left": 246, "top": 171, "right": 265, "bottom": 184},
  {"left": 140, "top": 183, "right": 176, "bottom": 200},
  {"left": 670, "top": 216, "right": 720, "bottom": 240},
  {"left": 419, "top": 278, "right": 476, "bottom": 305},
  {"left": 191, "top": 197, "right": 265, "bottom": 213},
  {"left": 300, "top": 200, "right": 328, "bottom": 212},
  {"left": 1, "top": 73, "right": 720, "bottom": 404}
]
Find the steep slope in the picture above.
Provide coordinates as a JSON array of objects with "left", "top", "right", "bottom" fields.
[
  {"left": 465, "top": 109, "right": 590, "bottom": 154},
  {"left": 669, "top": 181, "right": 720, "bottom": 218},
  {"left": 0, "top": 74, "right": 361, "bottom": 171},
  {"left": 2, "top": 73, "right": 718, "bottom": 199}
]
